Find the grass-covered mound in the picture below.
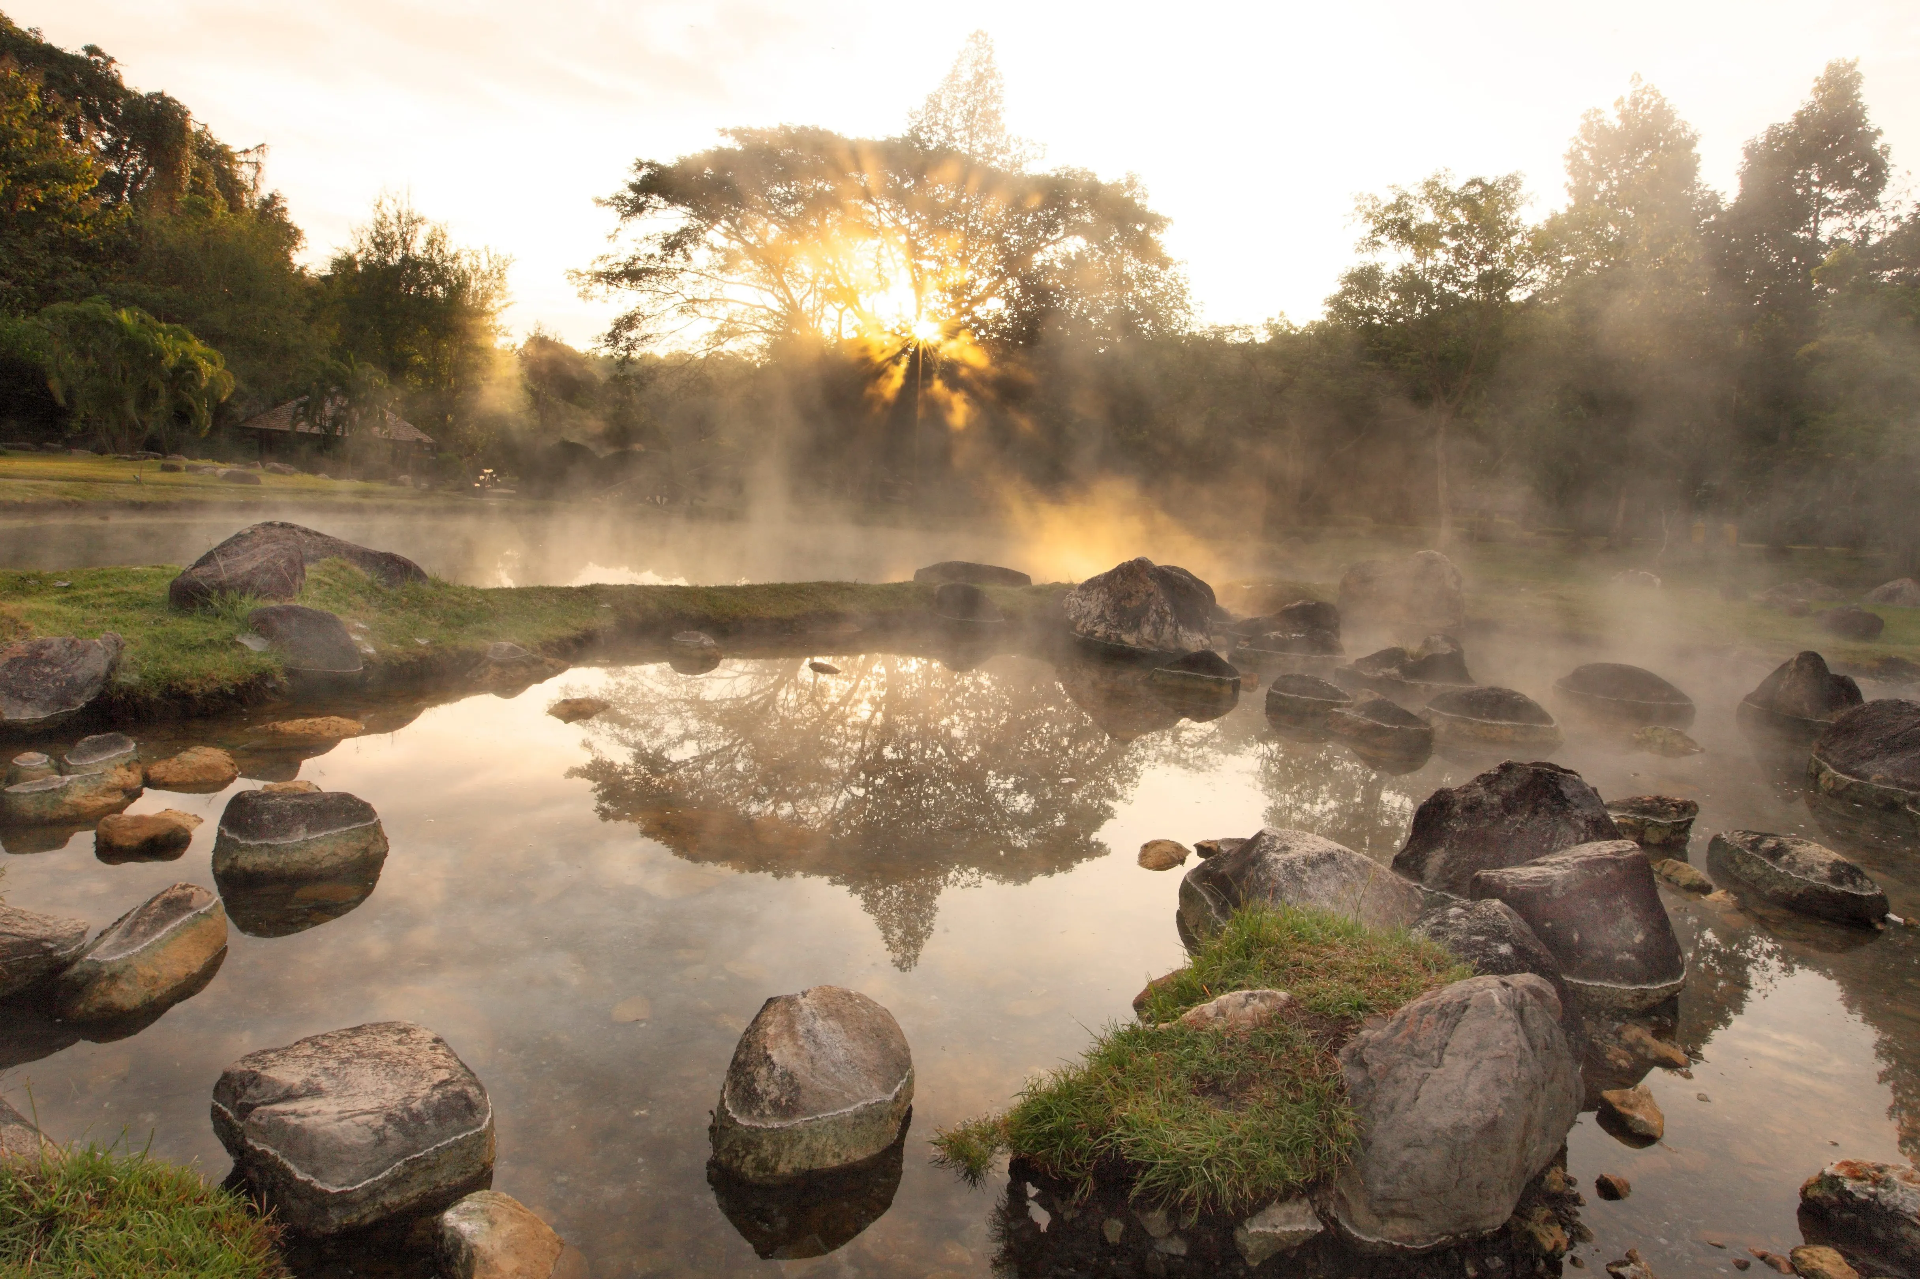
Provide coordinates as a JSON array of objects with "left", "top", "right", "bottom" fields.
[
  {"left": 933, "top": 905, "right": 1469, "bottom": 1215},
  {"left": 0, "top": 1145, "right": 285, "bottom": 1278}
]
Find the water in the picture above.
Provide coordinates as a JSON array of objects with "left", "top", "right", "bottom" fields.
[{"left": 1, "top": 546, "right": 1917, "bottom": 1275}]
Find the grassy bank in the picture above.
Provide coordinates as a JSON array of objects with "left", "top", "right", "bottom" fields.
[
  {"left": 932, "top": 906, "right": 1467, "bottom": 1214},
  {"left": 0, "top": 1144, "right": 285, "bottom": 1278},
  {"left": 0, "top": 451, "right": 469, "bottom": 511}
]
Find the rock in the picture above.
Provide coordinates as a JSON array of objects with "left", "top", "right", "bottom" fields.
[
  {"left": 1330, "top": 973, "right": 1580, "bottom": 1252},
  {"left": 94, "top": 809, "right": 202, "bottom": 862},
  {"left": 263, "top": 461, "right": 298, "bottom": 475},
  {"left": 1238, "top": 599, "right": 1343, "bottom": 656},
  {"left": 0, "top": 633, "right": 124, "bottom": 731},
  {"left": 1150, "top": 650, "right": 1240, "bottom": 706},
  {"left": 144, "top": 745, "right": 239, "bottom": 792},
  {"left": 252, "top": 716, "right": 364, "bottom": 744},
  {"left": 1179, "top": 827, "right": 1427, "bottom": 939},
  {"left": 1471, "top": 841, "right": 1687, "bottom": 1015},
  {"left": 1410, "top": 899, "right": 1565, "bottom": 995},
  {"left": 6, "top": 752, "right": 55, "bottom": 784},
  {"left": 1264, "top": 673, "right": 1353, "bottom": 727},
  {"left": 1800, "top": 1160, "right": 1920, "bottom": 1279},
  {"left": 1137, "top": 839, "right": 1190, "bottom": 871},
  {"left": 0, "top": 762, "right": 143, "bottom": 824},
  {"left": 157, "top": 460, "right": 183, "bottom": 472},
  {"left": 1555, "top": 663, "right": 1696, "bottom": 729},
  {"left": 1707, "top": 831, "right": 1888, "bottom": 926},
  {"left": 672, "top": 631, "right": 718, "bottom": 651},
  {"left": 1394, "top": 761, "right": 1620, "bottom": 897},
  {"left": 0, "top": 1096, "right": 51, "bottom": 1163},
  {"left": 1634, "top": 725, "right": 1704, "bottom": 756},
  {"left": 63, "top": 732, "right": 137, "bottom": 775},
  {"left": 914, "top": 561, "right": 1031, "bottom": 587},
  {"left": 169, "top": 521, "right": 428, "bottom": 609},
  {"left": 1614, "top": 1022, "right": 1689, "bottom": 1069},
  {"left": 437, "top": 1190, "right": 581, "bottom": 1279},
  {"left": 0, "top": 902, "right": 90, "bottom": 1000},
  {"left": 1605, "top": 1248, "right": 1658, "bottom": 1279},
  {"left": 548, "top": 697, "right": 611, "bottom": 723},
  {"left": 52, "top": 883, "right": 227, "bottom": 1023},
  {"left": 1193, "top": 837, "right": 1244, "bottom": 860},
  {"left": 213, "top": 1021, "right": 495, "bottom": 1236},
  {"left": 1338, "top": 550, "right": 1465, "bottom": 635},
  {"left": 1234, "top": 1197, "right": 1324, "bottom": 1266},
  {"left": 247, "top": 605, "right": 364, "bottom": 675},
  {"left": 808, "top": 660, "right": 841, "bottom": 676},
  {"left": 1326, "top": 696, "right": 1434, "bottom": 764},
  {"left": 1866, "top": 578, "right": 1920, "bottom": 607},
  {"left": 1740, "top": 652, "right": 1864, "bottom": 732},
  {"left": 1595, "top": 1173, "right": 1631, "bottom": 1200},
  {"left": 1810, "top": 700, "right": 1920, "bottom": 831},
  {"left": 220, "top": 468, "right": 263, "bottom": 484},
  {"left": 1607, "top": 795, "right": 1698, "bottom": 849},
  {"left": 262, "top": 779, "right": 320, "bottom": 794},
  {"left": 710, "top": 986, "right": 914, "bottom": 1183},
  {"left": 1597, "top": 1084, "right": 1664, "bottom": 1140},
  {"left": 1789, "top": 1246, "right": 1860, "bottom": 1279},
  {"left": 212, "top": 789, "right": 389, "bottom": 937},
  {"left": 1652, "top": 858, "right": 1713, "bottom": 893},
  {"left": 1820, "top": 606, "right": 1886, "bottom": 640},
  {"left": 1422, "top": 686, "right": 1561, "bottom": 752},
  {"left": 1170, "top": 988, "right": 1294, "bottom": 1033},
  {"left": 1062, "top": 557, "right": 1215, "bottom": 655},
  {"left": 1339, "top": 634, "right": 1474, "bottom": 696},
  {"left": 933, "top": 581, "right": 1003, "bottom": 623}
]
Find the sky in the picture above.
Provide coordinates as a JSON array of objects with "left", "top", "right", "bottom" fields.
[{"left": 17, "top": 0, "right": 1920, "bottom": 348}]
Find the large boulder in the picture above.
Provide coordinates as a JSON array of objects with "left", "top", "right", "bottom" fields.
[
  {"left": 52, "top": 883, "right": 227, "bottom": 1023},
  {"left": 1062, "top": 558, "right": 1215, "bottom": 655},
  {"left": 0, "top": 761, "right": 143, "bottom": 825},
  {"left": 212, "top": 789, "right": 389, "bottom": 938},
  {"left": 1866, "top": 578, "right": 1920, "bottom": 608},
  {"left": 1421, "top": 686, "right": 1561, "bottom": 752},
  {"left": 1393, "top": 761, "right": 1620, "bottom": 897},
  {"left": 1800, "top": 1160, "right": 1920, "bottom": 1279},
  {"left": 1554, "top": 663, "right": 1695, "bottom": 729},
  {"left": 213, "top": 1021, "right": 496, "bottom": 1236},
  {"left": 1338, "top": 550, "right": 1465, "bottom": 635},
  {"left": 169, "top": 521, "right": 428, "bottom": 609},
  {"left": 1470, "top": 841, "right": 1687, "bottom": 1015},
  {"left": 1178, "top": 827, "right": 1427, "bottom": 939},
  {"left": 0, "top": 901, "right": 90, "bottom": 1000},
  {"left": 1811, "top": 700, "right": 1920, "bottom": 828},
  {"left": 246, "top": 605, "right": 364, "bottom": 674},
  {"left": 1707, "top": 831, "right": 1889, "bottom": 926},
  {"left": 914, "top": 560, "right": 1031, "bottom": 588},
  {"left": 0, "top": 633, "right": 124, "bottom": 733},
  {"left": 1330, "top": 973, "right": 1580, "bottom": 1252},
  {"left": 709, "top": 985, "right": 914, "bottom": 1183},
  {"left": 1740, "top": 651, "right": 1863, "bottom": 732},
  {"left": 437, "top": 1190, "right": 583, "bottom": 1279},
  {"left": 1820, "top": 605, "right": 1886, "bottom": 640},
  {"left": 1410, "top": 899, "right": 1564, "bottom": 992}
]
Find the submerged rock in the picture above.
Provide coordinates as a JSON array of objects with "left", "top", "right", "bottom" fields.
[
  {"left": 710, "top": 986, "right": 914, "bottom": 1184},
  {"left": 1652, "top": 858, "right": 1713, "bottom": 893},
  {"left": 214, "top": 1021, "right": 495, "bottom": 1236},
  {"left": 1596, "top": 1085, "right": 1663, "bottom": 1141},
  {"left": 437, "top": 1190, "right": 583, "bottom": 1279},
  {"left": 1606, "top": 795, "right": 1698, "bottom": 850},
  {"left": 1264, "top": 673, "right": 1352, "bottom": 728},
  {"left": 1707, "top": 831, "right": 1888, "bottom": 926},
  {"left": 1555, "top": 663, "right": 1695, "bottom": 729},
  {"left": 1394, "top": 761, "right": 1619, "bottom": 897},
  {"left": 1866, "top": 578, "right": 1920, "bottom": 608},
  {"left": 169, "top": 521, "right": 427, "bottom": 609},
  {"left": 1338, "top": 550, "right": 1465, "bottom": 635},
  {"left": 144, "top": 745, "right": 239, "bottom": 792},
  {"left": 0, "top": 762, "right": 143, "bottom": 824},
  {"left": 1471, "top": 841, "right": 1687, "bottom": 1015},
  {"left": 53, "top": 883, "right": 227, "bottom": 1023},
  {"left": 1800, "top": 1160, "right": 1920, "bottom": 1279},
  {"left": 0, "top": 901, "right": 90, "bottom": 1000},
  {"left": 1331, "top": 973, "right": 1580, "bottom": 1253},
  {"left": 1422, "top": 686, "right": 1561, "bottom": 752},
  {"left": 251, "top": 716, "right": 363, "bottom": 744},
  {"left": 247, "top": 605, "right": 364, "bottom": 674},
  {"left": 94, "top": 809, "right": 201, "bottom": 862},
  {"left": 914, "top": 560, "right": 1031, "bottom": 588},
  {"left": 1063, "top": 558, "right": 1215, "bottom": 656},
  {"left": 1820, "top": 605, "right": 1886, "bottom": 640},
  {"left": 548, "top": 697, "right": 611, "bottom": 724},
  {"left": 1179, "top": 827, "right": 1426, "bottom": 939},
  {"left": 1150, "top": 650, "right": 1240, "bottom": 702},
  {"left": 1740, "top": 651, "right": 1863, "bottom": 734},
  {"left": 1810, "top": 700, "right": 1920, "bottom": 831},
  {"left": 1634, "top": 725, "right": 1704, "bottom": 756},
  {"left": 1327, "top": 696, "right": 1434, "bottom": 766},
  {"left": 0, "top": 633, "right": 124, "bottom": 732}
]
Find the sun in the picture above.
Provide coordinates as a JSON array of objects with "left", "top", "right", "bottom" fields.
[{"left": 910, "top": 318, "right": 941, "bottom": 342}]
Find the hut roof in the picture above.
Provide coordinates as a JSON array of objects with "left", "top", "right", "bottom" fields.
[{"left": 237, "top": 398, "right": 435, "bottom": 446}]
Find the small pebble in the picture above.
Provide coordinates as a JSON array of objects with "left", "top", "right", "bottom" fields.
[
  {"left": 1697, "top": 1092, "right": 1711, "bottom": 1102},
  {"left": 1733, "top": 1260, "right": 1751, "bottom": 1271},
  {"left": 1595, "top": 1173, "right": 1631, "bottom": 1200},
  {"left": 809, "top": 660, "right": 841, "bottom": 675}
]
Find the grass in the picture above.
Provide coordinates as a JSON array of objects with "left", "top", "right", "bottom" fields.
[
  {"left": 0, "top": 451, "right": 462, "bottom": 511},
  {"left": 931, "top": 905, "right": 1468, "bottom": 1215},
  {"left": 0, "top": 1143, "right": 286, "bottom": 1278}
]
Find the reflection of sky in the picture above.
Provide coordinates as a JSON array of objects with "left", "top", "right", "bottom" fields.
[{"left": 0, "top": 648, "right": 1915, "bottom": 1277}]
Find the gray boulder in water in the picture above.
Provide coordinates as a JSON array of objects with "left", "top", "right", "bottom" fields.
[
  {"left": 1063, "top": 558, "right": 1214, "bottom": 656},
  {"left": 1330, "top": 973, "right": 1580, "bottom": 1253},
  {"left": 1393, "top": 760, "right": 1619, "bottom": 897},
  {"left": 1178, "top": 827, "right": 1426, "bottom": 939},
  {"left": 1799, "top": 1160, "right": 1920, "bottom": 1279},
  {"left": 1708, "top": 830, "right": 1888, "bottom": 926},
  {"left": 53, "top": 883, "right": 227, "bottom": 1023},
  {"left": 212, "top": 789, "right": 389, "bottom": 937},
  {"left": 1810, "top": 699, "right": 1920, "bottom": 830},
  {"left": 0, "top": 634, "right": 124, "bottom": 732},
  {"left": 1740, "top": 651, "right": 1863, "bottom": 732},
  {"left": 169, "top": 521, "right": 427, "bottom": 609},
  {"left": 914, "top": 561, "right": 1031, "bottom": 588},
  {"left": 213, "top": 1021, "right": 496, "bottom": 1235},
  {"left": 0, "top": 901, "right": 90, "bottom": 1000},
  {"left": 246, "top": 605, "right": 363, "bottom": 674},
  {"left": 1411, "top": 899, "right": 1564, "bottom": 994},
  {"left": 710, "top": 985, "right": 914, "bottom": 1184}
]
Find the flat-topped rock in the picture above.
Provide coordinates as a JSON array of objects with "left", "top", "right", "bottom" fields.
[
  {"left": 1063, "top": 557, "right": 1214, "bottom": 656},
  {"left": 53, "top": 883, "right": 227, "bottom": 1023},
  {"left": 915, "top": 560, "right": 1031, "bottom": 588},
  {"left": 1422, "top": 686, "right": 1560, "bottom": 751},
  {"left": 6, "top": 752, "right": 54, "bottom": 784},
  {"left": 252, "top": 716, "right": 363, "bottom": 744},
  {"left": 1708, "top": 831, "right": 1888, "bottom": 926},
  {"left": 710, "top": 985, "right": 914, "bottom": 1183},
  {"left": 214, "top": 1021, "right": 495, "bottom": 1236},
  {"left": 1740, "top": 651, "right": 1863, "bottom": 733},
  {"left": 1554, "top": 663, "right": 1695, "bottom": 729},
  {"left": 0, "top": 633, "right": 123, "bottom": 732},
  {"left": 1338, "top": 550, "right": 1465, "bottom": 635},
  {"left": 1, "top": 761, "right": 143, "bottom": 825},
  {"left": 1471, "top": 841, "right": 1686, "bottom": 1015},
  {"left": 1811, "top": 700, "right": 1920, "bottom": 825},
  {"left": 246, "top": 605, "right": 363, "bottom": 674},
  {"left": 63, "top": 732, "right": 137, "bottom": 775},
  {"left": 169, "top": 521, "right": 427, "bottom": 609},
  {"left": 144, "top": 745, "right": 239, "bottom": 792},
  {"left": 1394, "top": 761, "right": 1619, "bottom": 897},
  {"left": 1327, "top": 695, "right": 1434, "bottom": 764},
  {"left": 1605, "top": 795, "right": 1698, "bottom": 850},
  {"left": 1331, "top": 973, "right": 1580, "bottom": 1253},
  {"left": 1264, "top": 673, "right": 1352, "bottom": 727},
  {"left": 1179, "top": 827, "right": 1426, "bottom": 939},
  {"left": 1238, "top": 599, "right": 1343, "bottom": 656},
  {"left": 0, "top": 901, "right": 90, "bottom": 1000},
  {"left": 1800, "top": 1160, "right": 1920, "bottom": 1279},
  {"left": 95, "top": 809, "right": 202, "bottom": 863},
  {"left": 548, "top": 697, "right": 611, "bottom": 723}
]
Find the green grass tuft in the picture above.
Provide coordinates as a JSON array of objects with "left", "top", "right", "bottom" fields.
[
  {"left": 931, "top": 905, "right": 1469, "bottom": 1215},
  {"left": 0, "top": 1143, "right": 286, "bottom": 1278}
]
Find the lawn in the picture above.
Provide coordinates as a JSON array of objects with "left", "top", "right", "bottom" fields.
[{"left": 0, "top": 450, "right": 463, "bottom": 510}]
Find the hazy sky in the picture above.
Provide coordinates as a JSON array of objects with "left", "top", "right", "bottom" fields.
[{"left": 19, "top": 0, "right": 1920, "bottom": 348}]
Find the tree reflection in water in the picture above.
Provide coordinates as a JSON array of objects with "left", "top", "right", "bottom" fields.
[
  {"left": 1253, "top": 733, "right": 1434, "bottom": 859},
  {"left": 573, "top": 654, "right": 1143, "bottom": 968}
]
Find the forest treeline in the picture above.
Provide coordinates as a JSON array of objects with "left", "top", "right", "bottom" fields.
[{"left": 2, "top": 16, "right": 1916, "bottom": 562}]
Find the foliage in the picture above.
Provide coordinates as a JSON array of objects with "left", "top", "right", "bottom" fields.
[
  {"left": 39, "top": 297, "right": 232, "bottom": 451},
  {"left": 931, "top": 905, "right": 1466, "bottom": 1213},
  {"left": 0, "top": 1142, "right": 286, "bottom": 1278}
]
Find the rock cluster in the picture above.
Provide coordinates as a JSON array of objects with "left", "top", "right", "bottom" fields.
[
  {"left": 1063, "top": 558, "right": 1215, "bottom": 656},
  {"left": 1394, "top": 761, "right": 1619, "bottom": 897}
]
